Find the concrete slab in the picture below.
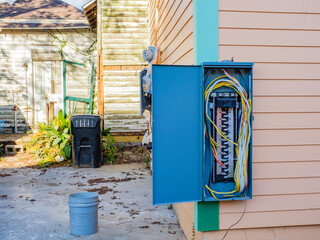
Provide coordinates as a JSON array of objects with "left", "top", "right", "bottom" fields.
[{"left": 0, "top": 163, "right": 186, "bottom": 240}]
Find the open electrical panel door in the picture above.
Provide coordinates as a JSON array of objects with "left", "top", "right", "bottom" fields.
[
  {"left": 152, "top": 62, "right": 253, "bottom": 205},
  {"left": 152, "top": 65, "right": 203, "bottom": 205}
]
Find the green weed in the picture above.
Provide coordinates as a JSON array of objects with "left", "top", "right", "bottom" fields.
[{"left": 102, "top": 129, "right": 117, "bottom": 164}]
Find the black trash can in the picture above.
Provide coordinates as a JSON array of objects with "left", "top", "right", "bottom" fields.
[{"left": 70, "top": 115, "right": 102, "bottom": 168}]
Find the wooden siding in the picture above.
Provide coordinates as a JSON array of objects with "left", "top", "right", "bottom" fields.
[
  {"left": 0, "top": 29, "right": 96, "bottom": 133},
  {"left": 149, "top": 0, "right": 193, "bottom": 65},
  {"left": 218, "top": 0, "right": 320, "bottom": 229},
  {"left": 101, "top": 0, "right": 148, "bottom": 133}
]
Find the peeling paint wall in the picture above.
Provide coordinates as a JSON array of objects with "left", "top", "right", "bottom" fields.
[{"left": 101, "top": 0, "right": 148, "bottom": 133}]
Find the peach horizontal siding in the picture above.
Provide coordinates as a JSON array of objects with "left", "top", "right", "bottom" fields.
[
  {"left": 221, "top": 194, "right": 320, "bottom": 213},
  {"left": 253, "top": 96, "right": 320, "bottom": 113},
  {"left": 220, "top": 46, "right": 320, "bottom": 63},
  {"left": 252, "top": 162, "right": 320, "bottom": 179},
  {"left": 174, "top": 202, "right": 320, "bottom": 240},
  {"left": 148, "top": 0, "right": 193, "bottom": 65},
  {"left": 253, "top": 113, "right": 320, "bottom": 129},
  {"left": 219, "top": 0, "right": 320, "bottom": 13},
  {"left": 220, "top": 210, "right": 320, "bottom": 229},
  {"left": 253, "top": 145, "right": 320, "bottom": 163},
  {"left": 253, "top": 80, "right": 320, "bottom": 96},
  {"left": 220, "top": 12, "right": 320, "bottom": 30},
  {"left": 220, "top": 29, "right": 320, "bottom": 46},
  {"left": 218, "top": 0, "right": 320, "bottom": 230}
]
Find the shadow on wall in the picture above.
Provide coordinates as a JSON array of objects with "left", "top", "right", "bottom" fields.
[
  {"left": 0, "top": 0, "right": 85, "bottom": 20},
  {"left": 0, "top": 59, "right": 31, "bottom": 134},
  {"left": 0, "top": 105, "right": 31, "bottom": 134}
]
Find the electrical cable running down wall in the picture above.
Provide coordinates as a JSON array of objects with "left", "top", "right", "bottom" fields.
[{"left": 204, "top": 69, "right": 252, "bottom": 200}]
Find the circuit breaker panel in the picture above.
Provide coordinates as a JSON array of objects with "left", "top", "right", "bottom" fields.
[
  {"left": 211, "top": 92, "right": 238, "bottom": 182},
  {"left": 150, "top": 62, "right": 253, "bottom": 205}
]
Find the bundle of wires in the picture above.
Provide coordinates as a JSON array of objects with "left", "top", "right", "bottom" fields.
[{"left": 204, "top": 69, "right": 251, "bottom": 199}]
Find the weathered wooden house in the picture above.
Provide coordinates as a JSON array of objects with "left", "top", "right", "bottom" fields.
[
  {"left": 0, "top": 0, "right": 97, "bottom": 133},
  {"left": 148, "top": 0, "right": 320, "bottom": 239},
  {"left": 83, "top": 0, "right": 149, "bottom": 140}
]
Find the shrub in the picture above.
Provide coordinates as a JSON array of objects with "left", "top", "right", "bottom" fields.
[{"left": 28, "top": 110, "right": 72, "bottom": 166}]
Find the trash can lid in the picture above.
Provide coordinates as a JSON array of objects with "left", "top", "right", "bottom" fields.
[
  {"left": 70, "top": 115, "right": 102, "bottom": 128},
  {"left": 70, "top": 114, "right": 101, "bottom": 119}
]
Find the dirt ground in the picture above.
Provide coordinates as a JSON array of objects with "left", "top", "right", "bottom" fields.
[
  {"left": 0, "top": 144, "right": 150, "bottom": 168},
  {"left": 0, "top": 135, "right": 184, "bottom": 240},
  {"left": 0, "top": 160, "right": 186, "bottom": 240},
  {"left": 0, "top": 152, "right": 38, "bottom": 168}
]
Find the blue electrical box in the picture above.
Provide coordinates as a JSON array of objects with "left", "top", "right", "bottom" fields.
[{"left": 151, "top": 62, "right": 253, "bottom": 205}]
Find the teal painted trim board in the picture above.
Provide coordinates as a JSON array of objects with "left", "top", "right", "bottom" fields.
[
  {"left": 194, "top": 201, "right": 219, "bottom": 232},
  {"left": 193, "top": 0, "right": 219, "bottom": 65},
  {"left": 193, "top": 0, "right": 220, "bottom": 232}
]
